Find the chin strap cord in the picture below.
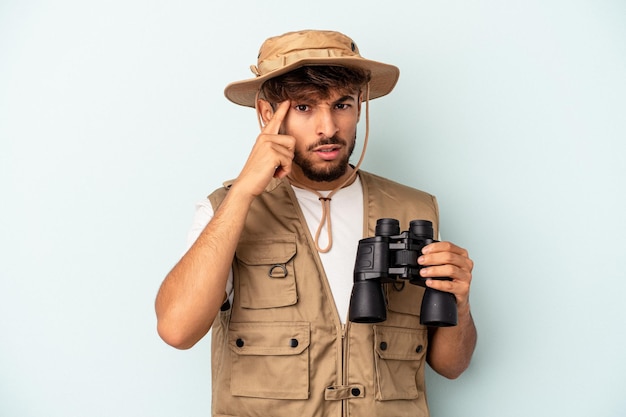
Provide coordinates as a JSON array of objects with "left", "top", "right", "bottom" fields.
[{"left": 286, "top": 83, "right": 371, "bottom": 253}]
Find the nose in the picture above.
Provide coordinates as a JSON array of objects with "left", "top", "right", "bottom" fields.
[{"left": 316, "top": 107, "right": 339, "bottom": 138}]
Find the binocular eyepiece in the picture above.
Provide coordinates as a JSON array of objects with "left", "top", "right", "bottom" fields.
[{"left": 348, "top": 218, "right": 458, "bottom": 327}]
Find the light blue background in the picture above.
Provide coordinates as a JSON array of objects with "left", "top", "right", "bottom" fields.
[{"left": 1, "top": 1, "right": 625, "bottom": 416}]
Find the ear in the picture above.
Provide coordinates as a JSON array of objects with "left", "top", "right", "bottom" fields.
[
  {"left": 356, "top": 93, "right": 363, "bottom": 122},
  {"left": 257, "top": 99, "right": 275, "bottom": 125}
]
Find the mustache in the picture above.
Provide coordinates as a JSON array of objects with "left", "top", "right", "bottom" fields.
[{"left": 307, "top": 136, "right": 348, "bottom": 151}]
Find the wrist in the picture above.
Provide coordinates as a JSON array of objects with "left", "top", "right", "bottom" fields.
[
  {"left": 456, "top": 301, "right": 472, "bottom": 319},
  {"left": 227, "top": 181, "right": 259, "bottom": 205}
]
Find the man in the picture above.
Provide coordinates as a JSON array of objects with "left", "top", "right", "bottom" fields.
[{"left": 156, "top": 30, "right": 476, "bottom": 417}]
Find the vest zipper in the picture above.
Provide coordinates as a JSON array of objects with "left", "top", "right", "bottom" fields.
[
  {"left": 282, "top": 181, "right": 354, "bottom": 416},
  {"left": 342, "top": 321, "right": 349, "bottom": 417},
  {"left": 341, "top": 321, "right": 347, "bottom": 390}
]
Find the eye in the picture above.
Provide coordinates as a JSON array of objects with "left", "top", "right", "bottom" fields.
[
  {"left": 294, "top": 104, "right": 310, "bottom": 112},
  {"left": 335, "top": 103, "right": 351, "bottom": 110}
]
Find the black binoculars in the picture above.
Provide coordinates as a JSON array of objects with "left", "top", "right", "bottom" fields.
[{"left": 348, "top": 218, "right": 458, "bottom": 327}]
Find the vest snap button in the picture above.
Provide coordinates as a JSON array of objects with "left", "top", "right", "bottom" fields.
[
  {"left": 236, "top": 338, "right": 244, "bottom": 348},
  {"left": 290, "top": 338, "right": 299, "bottom": 348},
  {"left": 351, "top": 387, "right": 361, "bottom": 397},
  {"left": 380, "top": 341, "right": 388, "bottom": 351},
  {"left": 416, "top": 345, "right": 423, "bottom": 353}
]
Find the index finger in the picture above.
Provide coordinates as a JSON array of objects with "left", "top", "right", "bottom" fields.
[
  {"left": 263, "top": 100, "right": 291, "bottom": 135},
  {"left": 422, "top": 241, "right": 468, "bottom": 257}
]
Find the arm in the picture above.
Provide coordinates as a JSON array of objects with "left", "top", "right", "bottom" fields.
[
  {"left": 155, "top": 101, "right": 294, "bottom": 349},
  {"left": 419, "top": 241, "right": 477, "bottom": 379}
]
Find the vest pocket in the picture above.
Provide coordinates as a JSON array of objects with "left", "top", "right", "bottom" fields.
[
  {"left": 235, "top": 234, "right": 297, "bottom": 309},
  {"left": 373, "top": 325, "right": 427, "bottom": 401},
  {"left": 228, "top": 321, "right": 310, "bottom": 400}
]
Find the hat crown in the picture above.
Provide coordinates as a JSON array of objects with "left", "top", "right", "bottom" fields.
[{"left": 255, "top": 30, "right": 361, "bottom": 77}]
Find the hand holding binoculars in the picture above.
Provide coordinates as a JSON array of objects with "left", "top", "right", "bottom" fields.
[{"left": 348, "top": 218, "right": 458, "bottom": 327}]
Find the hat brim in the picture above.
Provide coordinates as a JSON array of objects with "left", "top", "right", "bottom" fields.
[{"left": 224, "top": 57, "right": 400, "bottom": 107}]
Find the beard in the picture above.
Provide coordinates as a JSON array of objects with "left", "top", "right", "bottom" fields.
[{"left": 293, "top": 134, "right": 357, "bottom": 183}]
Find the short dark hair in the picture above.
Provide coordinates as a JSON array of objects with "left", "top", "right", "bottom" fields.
[{"left": 260, "top": 65, "right": 371, "bottom": 104}]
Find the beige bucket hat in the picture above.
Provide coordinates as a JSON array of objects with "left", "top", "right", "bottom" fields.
[{"left": 224, "top": 30, "right": 400, "bottom": 107}]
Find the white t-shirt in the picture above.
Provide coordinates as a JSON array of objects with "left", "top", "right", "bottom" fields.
[{"left": 186, "top": 177, "right": 364, "bottom": 323}]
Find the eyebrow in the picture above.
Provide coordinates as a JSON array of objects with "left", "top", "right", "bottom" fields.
[
  {"left": 291, "top": 95, "right": 357, "bottom": 106},
  {"left": 333, "top": 95, "right": 357, "bottom": 105}
]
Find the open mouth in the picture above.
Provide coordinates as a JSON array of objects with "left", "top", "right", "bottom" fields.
[
  {"left": 317, "top": 146, "right": 339, "bottom": 152},
  {"left": 314, "top": 145, "right": 341, "bottom": 160}
]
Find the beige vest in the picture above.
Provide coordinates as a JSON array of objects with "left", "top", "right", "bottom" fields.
[{"left": 208, "top": 170, "right": 439, "bottom": 417}]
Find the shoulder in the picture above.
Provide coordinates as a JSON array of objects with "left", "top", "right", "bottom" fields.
[
  {"left": 359, "top": 170, "right": 435, "bottom": 201},
  {"left": 207, "top": 181, "right": 231, "bottom": 210},
  {"left": 358, "top": 170, "right": 440, "bottom": 235}
]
